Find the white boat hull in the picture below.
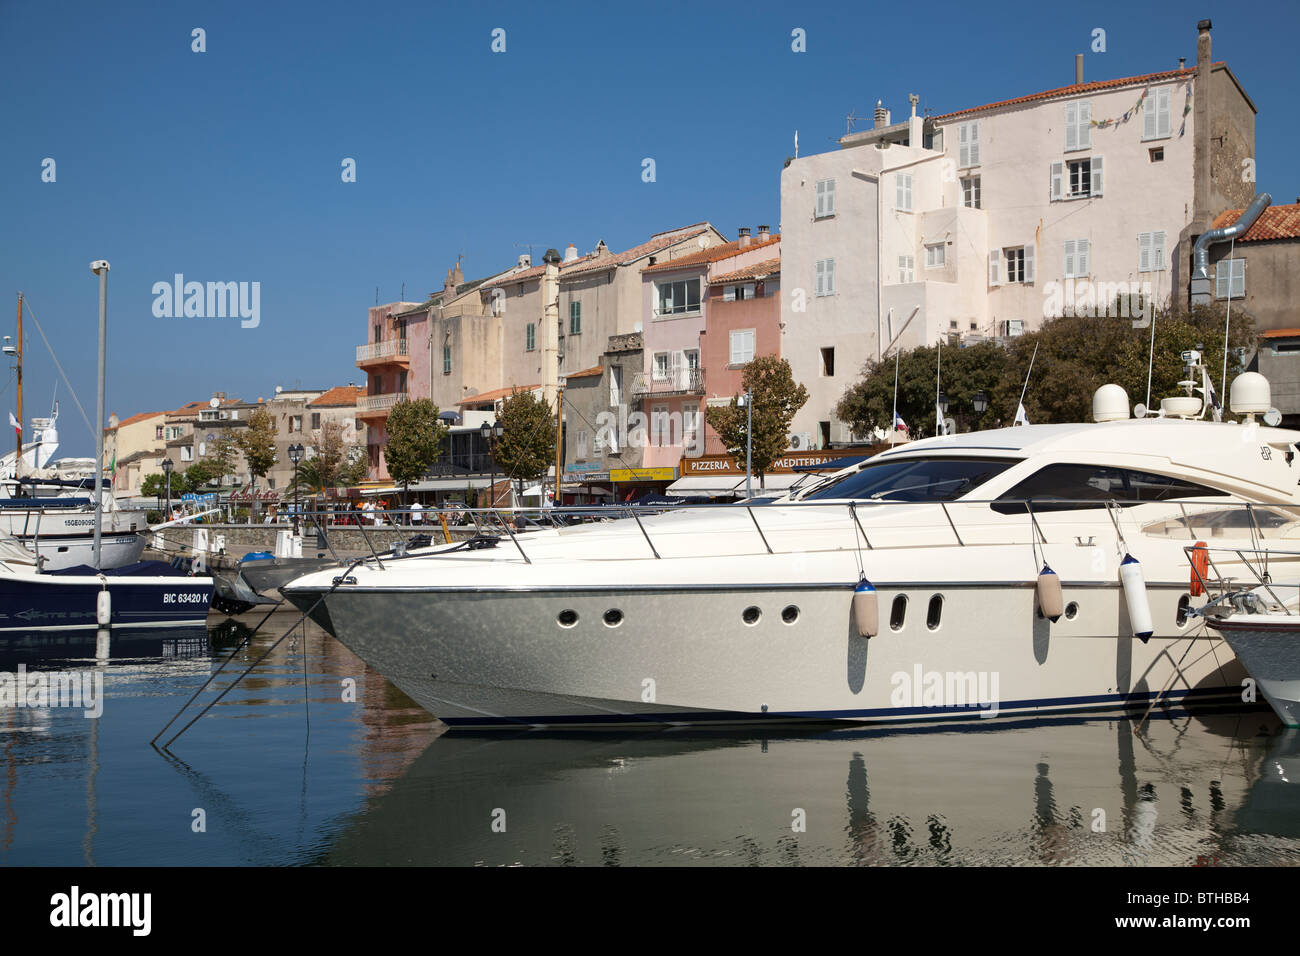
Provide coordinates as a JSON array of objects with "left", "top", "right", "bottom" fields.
[{"left": 1206, "top": 615, "right": 1300, "bottom": 726}]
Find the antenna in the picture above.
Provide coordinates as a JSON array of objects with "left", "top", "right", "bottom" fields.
[
  {"left": 845, "top": 109, "right": 866, "bottom": 136},
  {"left": 514, "top": 241, "right": 548, "bottom": 261}
]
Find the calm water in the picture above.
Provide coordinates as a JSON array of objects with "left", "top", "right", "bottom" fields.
[{"left": 1, "top": 613, "right": 1297, "bottom": 867}]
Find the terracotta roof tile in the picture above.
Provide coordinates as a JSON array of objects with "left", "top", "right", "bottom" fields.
[
  {"left": 456, "top": 384, "right": 541, "bottom": 406},
  {"left": 1211, "top": 203, "right": 1300, "bottom": 242},
  {"left": 107, "top": 410, "right": 167, "bottom": 430},
  {"left": 1260, "top": 328, "right": 1300, "bottom": 339},
  {"left": 561, "top": 228, "right": 712, "bottom": 278},
  {"left": 932, "top": 65, "right": 1206, "bottom": 121},
  {"left": 709, "top": 257, "right": 781, "bottom": 285},
  {"left": 564, "top": 366, "right": 603, "bottom": 379},
  {"left": 642, "top": 235, "right": 780, "bottom": 274},
  {"left": 309, "top": 385, "right": 363, "bottom": 407}
]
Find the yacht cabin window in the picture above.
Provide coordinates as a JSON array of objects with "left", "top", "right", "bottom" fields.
[
  {"left": 991, "top": 463, "right": 1228, "bottom": 513},
  {"left": 802, "top": 457, "right": 1019, "bottom": 502}
]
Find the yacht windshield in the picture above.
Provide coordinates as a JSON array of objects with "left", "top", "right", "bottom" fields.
[{"left": 802, "top": 456, "right": 1020, "bottom": 502}]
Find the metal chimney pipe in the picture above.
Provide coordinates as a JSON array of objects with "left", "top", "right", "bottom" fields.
[
  {"left": 1190, "top": 192, "right": 1272, "bottom": 303},
  {"left": 1075, "top": 54, "right": 1083, "bottom": 85}
]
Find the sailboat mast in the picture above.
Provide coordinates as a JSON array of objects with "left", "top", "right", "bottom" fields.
[{"left": 15, "top": 293, "right": 21, "bottom": 478}]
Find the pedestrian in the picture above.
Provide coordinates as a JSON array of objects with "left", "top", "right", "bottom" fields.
[{"left": 410, "top": 500, "right": 424, "bottom": 525}]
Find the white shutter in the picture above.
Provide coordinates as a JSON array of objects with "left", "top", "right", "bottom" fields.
[
  {"left": 724, "top": 285, "right": 736, "bottom": 302},
  {"left": 1153, "top": 231, "right": 1166, "bottom": 270},
  {"left": 1090, "top": 155, "right": 1103, "bottom": 197},
  {"left": 1156, "top": 87, "right": 1171, "bottom": 139},
  {"left": 1064, "top": 102, "right": 1078, "bottom": 151},
  {"left": 814, "top": 260, "right": 826, "bottom": 296},
  {"left": 743, "top": 282, "right": 756, "bottom": 300},
  {"left": 1064, "top": 240, "right": 1076, "bottom": 278},
  {"left": 1077, "top": 101, "right": 1091, "bottom": 149},
  {"left": 1024, "top": 244, "right": 1035, "bottom": 284},
  {"left": 969, "top": 122, "right": 980, "bottom": 166},
  {"left": 1077, "top": 239, "right": 1090, "bottom": 276},
  {"left": 1143, "top": 90, "right": 1158, "bottom": 140},
  {"left": 1050, "top": 161, "right": 1064, "bottom": 201},
  {"left": 1216, "top": 265, "right": 1228, "bottom": 299},
  {"left": 988, "top": 249, "right": 1001, "bottom": 286},
  {"left": 815, "top": 180, "right": 825, "bottom": 216},
  {"left": 958, "top": 123, "right": 969, "bottom": 168},
  {"left": 824, "top": 261, "right": 834, "bottom": 295},
  {"left": 1138, "top": 232, "right": 1152, "bottom": 272}
]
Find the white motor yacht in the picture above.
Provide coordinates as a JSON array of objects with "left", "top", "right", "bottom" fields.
[{"left": 284, "top": 364, "right": 1300, "bottom": 729}]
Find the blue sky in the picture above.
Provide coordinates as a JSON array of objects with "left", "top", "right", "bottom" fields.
[{"left": 2, "top": 0, "right": 1297, "bottom": 457}]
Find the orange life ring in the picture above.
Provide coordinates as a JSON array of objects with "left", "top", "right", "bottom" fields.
[{"left": 1189, "top": 541, "right": 1209, "bottom": 598}]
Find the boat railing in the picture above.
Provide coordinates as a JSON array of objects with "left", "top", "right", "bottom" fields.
[
  {"left": 1185, "top": 541, "right": 1300, "bottom": 616},
  {"left": 280, "top": 498, "right": 1300, "bottom": 569}
]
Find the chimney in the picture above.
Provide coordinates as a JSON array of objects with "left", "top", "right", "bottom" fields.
[
  {"left": 908, "top": 93, "right": 923, "bottom": 148},
  {"left": 757, "top": 225, "right": 770, "bottom": 242},
  {"left": 1191, "top": 19, "right": 1213, "bottom": 227},
  {"left": 1075, "top": 54, "right": 1083, "bottom": 85},
  {"left": 738, "top": 227, "right": 752, "bottom": 249},
  {"left": 444, "top": 267, "right": 457, "bottom": 297},
  {"left": 1179, "top": 57, "right": 1186, "bottom": 69},
  {"left": 873, "top": 100, "right": 888, "bottom": 129},
  {"left": 452, "top": 262, "right": 464, "bottom": 285},
  {"left": 517, "top": 253, "right": 531, "bottom": 269},
  {"left": 563, "top": 243, "right": 578, "bottom": 262},
  {"left": 1197, "top": 18, "right": 1212, "bottom": 70}
]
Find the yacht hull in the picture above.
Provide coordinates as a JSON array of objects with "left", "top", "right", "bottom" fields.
[
  {"left": 287, "top": 577, "right": 1247, "bottom": 729},
  {"left": 1206, "top": 617, "right": 1300, "bottom": 726}
]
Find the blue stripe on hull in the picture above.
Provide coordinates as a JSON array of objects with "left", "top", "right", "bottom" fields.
[
  {"left": 0, "top": 577, "right": 214, "bottom": 631},
  {"left": 436, "top": 684, "right": 1240, "bottom": 729}
]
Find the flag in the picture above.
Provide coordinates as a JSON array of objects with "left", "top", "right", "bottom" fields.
[
  {"left": 109, "top": 452, "right": 116, "bottom": 487},
  {"left": 893, "top": 412, "right": 907, "bottom": 434},
  {"left": 935, "top": 404, "right": 945, "bottom": 434},
  {"left": 1014, "top": 403, "right": 1030, "bottom": 426},
  {"left": 8, "top": 412, "right": 18, "bottom": 436}
]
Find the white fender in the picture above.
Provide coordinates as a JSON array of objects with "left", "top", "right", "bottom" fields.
[
  {"left": 1120, "top": 553, "right": 1153, "bottom": 643},
  {"left": 1037, "top": 564, "right": 1063, "bottom": 622},
  {"left": 852, "top": 576, "right": 878, "bottom": 638},
  {"left": 96, "top": 589, "right": 112, "bottom": 627}
]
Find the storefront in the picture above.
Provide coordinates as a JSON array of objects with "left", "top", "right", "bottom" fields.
[
  {"left": 609, "top": 467, "right": 678, "bottom": 502},
  {"left": 670, "top": 449, "right": 871, "bottom": 499},
  {"left": 562, "top": 463, "right": 612, "bottom": 505}
]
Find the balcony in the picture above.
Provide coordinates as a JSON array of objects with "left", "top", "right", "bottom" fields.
[
  {"left": 358, "top": 391, "right": 409, "bottom": 417},
  {"left": 632, "top": 367, "right": 704, "bottom": 399},
  {"left": 356, "top": 339, "right": 410, "bottom": 367}
]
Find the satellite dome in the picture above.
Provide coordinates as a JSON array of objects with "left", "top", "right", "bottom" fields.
[
  {"left": 1229, "top": 372, "right": 1271, "bottom": 416},
  {"left": 1092, "top": 384, "right": 1130, "bottom": 423}
]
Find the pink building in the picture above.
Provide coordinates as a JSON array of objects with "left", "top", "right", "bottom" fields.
[
  {"left": 699, "top": 252, "right": 781, "bottom": 455},
  {"left": 637, "top": 228, "right": 780, "bottom": 473},
  {"left": 357, "top": 301, "right": 426, "bottom": 480}
]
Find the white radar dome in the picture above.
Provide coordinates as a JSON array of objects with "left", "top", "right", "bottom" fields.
[
  {"left": 1092, "top": 384, "right": 1130, "bottom": 423},
  {"left": 1230, "top": 372, "right": 1271, "bottom": 416}
]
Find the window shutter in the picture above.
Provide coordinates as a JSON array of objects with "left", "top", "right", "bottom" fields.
[
  {"left": 988, "top": 249, "right": 1001, "bottom": 286},
  {"left": 824, "top": 261, "right": 834, "bottom": 295},
  {"left": 1138, "top": 232, "right": 1152, "bottom": 272},
  {"left": 1090, "top": 155, "right": 1103, "bottom": 197},
  {"left": 1153, "top": 231, "right": 1166, "bottom": 270},
  {"left": 1064, "top": 102, "right": 1078, "bottom": 151},
  {"left": 896, "top": 175, "right": 905, "bottom": 209},
  {"left": 969, "top": 122, "right": 980, "bottom": 166},
  {"left": 958, "top": 123, "right": 969, "bottom": 168},
  {"left": 724, "top": 285, "right": 736, "bottom": 302},
  {"left": 1232, "top": 259, "right": 1245, "bottom": 298},
  {"left": 1024, "top": 244, "right": 1035, "bottom": 284},
  {"left": 814, "top": 260, "right": 825, "bottom": 296},
  {"left": 1050, "top": 161, "right": 1064, "bottom": 201},
  {"left": 1077, "top": 239, "right": 1090, "bottom": 276},
  {"left": 743, "top": 282, "right": 756, "bottom": 300},
  {"left": 1064, "top": 240, "right": 1076, "bottom": 278},
  {"left": 1143, "top": 91, "right": 1158, "bottom": 139},
  {"left": 1157, "top": 87, "right": 1171, "bottom": 139},
  {"left": 1216, "top": 265, "right": 1228, "bottom": 299},
  {"left": 1077, "top": 101, "right": 1091, "bottom": 149}
]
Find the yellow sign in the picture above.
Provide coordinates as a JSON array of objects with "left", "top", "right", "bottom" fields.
[{"left": 610, "top": 467, "right": 677, "bottom": 482}]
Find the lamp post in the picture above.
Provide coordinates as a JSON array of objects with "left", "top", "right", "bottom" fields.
[
  {"left": 937, "top": 390, "right": 949, "bottom": 437},
  {"left": 738, "top": 389, "right": 753, "bottom": 498},
  {"left": 162, "top": 457, "right": 174, "bottom": 519},
  {"left": 288, "top": 442, "right": 304, "bottom": 531},
  {"left": 972, "top": 390, "right": 988, "bottom": 430},
  {"left": 480, "top": 419, "right": 504, "bottom": 507}
]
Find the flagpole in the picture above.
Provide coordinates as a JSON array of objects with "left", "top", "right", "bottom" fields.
[
  {"left": 890, "top": 349, "right": 899, "bottom": 448},
  {"left": 1220, "top": 237, "right": 1235, "bottom": 408},
  {"left": 14, "top": 293, "right": 21, "bottom": 478},
  {"left": 1016, "top": 341, "right": 1039, "bottom": 419},
  {"left": 935, "top": 339, "right": 942, "bottom": 436}
]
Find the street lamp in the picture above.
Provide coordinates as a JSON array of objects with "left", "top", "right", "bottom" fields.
[
  {"left": 972, "top": 390, "right": 989, "bottom": 414},
  {"left": 288, "top": 442, "right": 304, "bottom": 530},
  {"left": 480, "top": 420, "right": 504, "bottom": 507},
  {"left": 937, "top": 391, "right": 949, "bottom": 415},
  {"left": 161, "top": 457, "right": 174, "bottom": 519},
  {"left": 738, "top": 390, "right": 753, "bottom": 498}
]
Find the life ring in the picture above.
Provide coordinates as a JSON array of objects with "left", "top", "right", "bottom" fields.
[{"left": 1189, "top": 541, "right": 1209, "bottom": 598}]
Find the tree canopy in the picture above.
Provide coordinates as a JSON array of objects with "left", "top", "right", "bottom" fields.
[
  {"left": 384, "top": 398, "right": 448, "bottom": 495},
  {"left": 837, "top": 305, "right": 1256, "bottom": 437},
  {"left": 238, "top": 407, "right": 278, "bottom": 484},
  {"left": 493, "top": 389, "right": 555, "bottom": 488},
  {"left": 704, "top": 356, "right": 809, "bottom": 484}
]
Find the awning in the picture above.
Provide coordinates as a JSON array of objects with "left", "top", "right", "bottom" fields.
[
  {"left": 665, "top": 475, "right": 744, "bottom": 497},
  {"left": 409, "top": 476, "right": 493, "bottom": 492}
]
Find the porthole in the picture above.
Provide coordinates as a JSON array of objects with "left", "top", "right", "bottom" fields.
[
  {"left": 1064, "top": 601, "right": 1080, "bottom": 621},
  {"left": 926, "top": 594, "right": 944, "bottom": 631},
  {"left": 1176, "top": 594, "right": 1191, "bottom": 628},
  {"left": 603, "top": 608, "right": 624, "bottom": 628},
  {"left": 557, "top": 609, "right": 579, "bottom": 628},
  {"left": 742, "top": 606, "right": 762, "bottom": 626},
  {"left": 889, "top": 594, "right": 908, "bottom": 631},
  {"left": 781, "top": 605, "right": 800, "bottom": 625}
]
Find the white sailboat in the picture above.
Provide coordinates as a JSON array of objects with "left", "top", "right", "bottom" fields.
[{"left": 284, "top": 358, "right": 1297, "bottom": 729}]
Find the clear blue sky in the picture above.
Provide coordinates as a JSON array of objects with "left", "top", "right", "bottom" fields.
[{"left": 2, "top": 0, "right": 1297, "bottom": 457}]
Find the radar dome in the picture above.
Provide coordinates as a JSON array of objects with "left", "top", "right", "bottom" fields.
[
  {"left": 1092, "top": 384, "right": 1130, "bottom": 423},
  {"left": 1229, "top": 372, "right": 1271, "bottom": 416}
]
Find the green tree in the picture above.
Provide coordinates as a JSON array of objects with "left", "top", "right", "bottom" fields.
[
  {"left": 704, "top": 356, "right": 809, "bottom": 487},
  {"left": 314, "top": 421, "right": 345, "bottom": 489},
  {"left": 141, "top": 472, "right": 166, "bottom": 499},
  {"left": 492, "top": 388, "right": 555, "bottom": 501},
  {"left": 180, "top": 459, "right": 219, "bottom": 494},
  {"left": 837, "top": 340, "right": 1009, "bottom": 438},
  {"left": 237, "top": 407, "right": 278, "bottom": 516},
  {"left": 209, "top": 432, "right": 241, "bottom": 485},
  {"left": 339, "top": 451, "right": 369, "bottom": 487},
  {"left": 384, "top": 398, "right": 448, "bottom": 502}
]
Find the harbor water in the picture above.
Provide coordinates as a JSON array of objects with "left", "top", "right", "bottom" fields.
[{"left": 1, "top": 613, "right": 1297, "bottom": 867}]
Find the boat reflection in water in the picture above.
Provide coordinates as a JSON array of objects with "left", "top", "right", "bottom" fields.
[{"left": 321, "top": 709, "right": 1299, "bottom": 866}]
